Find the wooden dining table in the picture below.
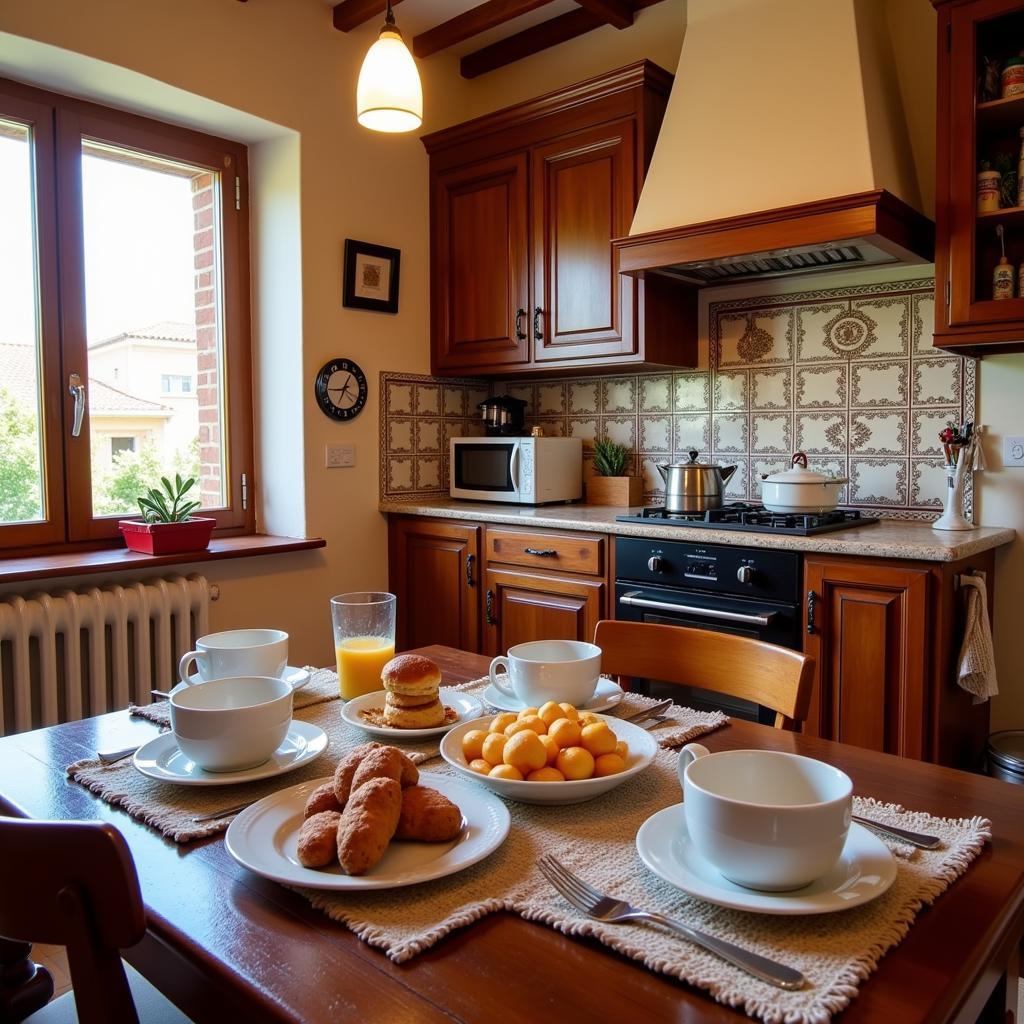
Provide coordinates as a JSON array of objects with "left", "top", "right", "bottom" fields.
[{"left": 3, "top": 644, "right": 1024, "bottom": 1023}]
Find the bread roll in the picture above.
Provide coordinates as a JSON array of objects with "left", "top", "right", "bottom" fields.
[{"left": 381, "top": 654, "right": 441, "bottom": 698}]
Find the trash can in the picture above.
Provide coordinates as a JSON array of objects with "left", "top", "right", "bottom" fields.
[{"left": 985, "top": 731, "right": 1024, "bottom": 784}]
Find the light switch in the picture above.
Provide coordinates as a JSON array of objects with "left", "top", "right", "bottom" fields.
[
  {"left": 325, "top": 444, "right": 355, "bottom": 468},
  {"left": 1003, "top": 437, "right": 1024, "bottom": 467}
]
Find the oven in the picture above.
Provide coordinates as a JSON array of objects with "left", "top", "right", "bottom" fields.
[{"left": 614, "top": 537, "right": 803, "bottom": 724}]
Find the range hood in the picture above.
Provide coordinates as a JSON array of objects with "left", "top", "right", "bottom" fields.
[{"left": 615, "top": 0, "right": 935, "bottom": 283}]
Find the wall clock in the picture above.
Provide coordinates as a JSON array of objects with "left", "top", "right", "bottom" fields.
[{"left": 314, "top": 358, "right": 368, "bottom": 421}]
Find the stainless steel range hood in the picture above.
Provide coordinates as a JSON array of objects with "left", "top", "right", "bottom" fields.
[{"left": 615, "top": 0, "right": 935, "bottom": 283}]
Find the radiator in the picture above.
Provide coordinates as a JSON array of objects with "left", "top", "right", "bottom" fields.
[{"left": 0, "top": 574, "right": 216, "bottom": 736}]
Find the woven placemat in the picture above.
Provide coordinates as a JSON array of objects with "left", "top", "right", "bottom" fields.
[{"left": 67, "top": 672, "right": 716, "bottom": 843}]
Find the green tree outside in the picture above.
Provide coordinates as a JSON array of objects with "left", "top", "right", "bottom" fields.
[
  {"left": 0, "top": 387, "right": 43, "bottom": 523},
  {"left": 91, "top": 438, "right": 201, "bottom": 517}
]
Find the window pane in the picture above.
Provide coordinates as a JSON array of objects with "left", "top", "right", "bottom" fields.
[
  {"left": 0, "top": 119, "right": 46, "bottom": 525},
  {"left": 81, "top": 141, "right": 227, "bottom": 517}
]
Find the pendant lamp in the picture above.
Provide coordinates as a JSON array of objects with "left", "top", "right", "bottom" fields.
[{"left": 356, "top": 0, "right": 422, "bottom": 133}]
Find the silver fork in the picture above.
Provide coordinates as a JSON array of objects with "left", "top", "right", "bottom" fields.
[{"left": 538, "top": 854, "right": 805, "bottom": 991}]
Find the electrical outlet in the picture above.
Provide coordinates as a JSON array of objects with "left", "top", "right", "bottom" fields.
[
  {"left": 325, "top": 444, "right": 355, "bottom": 468},
  {"left": 1004, "top": 436, "right": 1024, "bottom": 467}
]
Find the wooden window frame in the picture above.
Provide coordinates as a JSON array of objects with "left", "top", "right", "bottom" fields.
[{"left": 0, "top": 77, "right": 254, "bottom": 554}]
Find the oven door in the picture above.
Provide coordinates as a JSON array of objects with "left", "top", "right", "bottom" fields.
[
  {"left": 614, "top": 582, "right": 800, "bottom": 723},
  {"left": 450, "top": 440, "right": 521, "bottom": 502}
]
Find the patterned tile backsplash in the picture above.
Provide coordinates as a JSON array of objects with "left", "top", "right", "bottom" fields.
[{"left": 380, "top": 277, "right": 975, "bottom": 520}]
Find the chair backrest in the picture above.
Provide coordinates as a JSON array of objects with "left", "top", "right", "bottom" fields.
[
  {"left": 594, "top": 620, "right": 815, "bottom": 730},
  {"left": 0, "top": 817, "right": 146, "bottom": 1024}
]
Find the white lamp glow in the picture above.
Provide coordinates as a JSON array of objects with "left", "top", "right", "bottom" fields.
[{"left": 356, "top": 3, "right": 422, "bottom": 134}]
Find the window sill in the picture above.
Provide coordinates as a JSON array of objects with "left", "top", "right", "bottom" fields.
[{"left": 0, "top": 535, "right": 326, "bottom": 586}]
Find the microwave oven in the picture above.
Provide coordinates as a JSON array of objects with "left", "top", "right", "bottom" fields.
[{"left": 449, "top": 437, "right": 583, "bottom": 505}]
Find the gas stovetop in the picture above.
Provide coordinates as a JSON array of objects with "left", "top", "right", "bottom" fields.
[{"left": 615, "top": 503, "right": 878, "bottom": 536}]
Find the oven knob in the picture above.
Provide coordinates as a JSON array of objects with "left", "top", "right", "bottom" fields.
[
  {"left": 647, "top": 556, "right": 665, "bottom": 573},
  {"left": 736, "top": 565, "right": 755, "bottom": 584}
]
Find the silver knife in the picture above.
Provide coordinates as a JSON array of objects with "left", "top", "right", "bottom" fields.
[
  {"left": 192, "top": 800, "right": 256, "bottom": 823},
  {"left": 97, "top": 744, "right": 142, "bottom": 765},
  {"left": 852, "top": 814, "right": 941, "bottom": 849},
  {"left": 620, "top": 698, "right": 674, "bottom": 724}
]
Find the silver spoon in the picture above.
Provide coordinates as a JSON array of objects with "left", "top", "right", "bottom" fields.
[{"left": 852, "top": 814, "right": 940, "bottom": 849}]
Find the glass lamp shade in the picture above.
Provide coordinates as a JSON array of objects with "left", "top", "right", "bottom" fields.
[{"left": 356, "top": 26, "right": 423, "bottom": 133}]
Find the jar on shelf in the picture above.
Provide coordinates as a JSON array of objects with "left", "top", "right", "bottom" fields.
[
  {"left": 979, "top": 165, "right": 1001, "bottom": 212},
  {"left": 1003, "top": 56, "right": 1024, "bottom": 97},
  {"left": 994, "top": 255, "right": 1015, "bottom": 299}
]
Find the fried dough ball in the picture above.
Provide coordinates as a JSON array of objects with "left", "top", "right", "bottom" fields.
[
  {"left": 593, "top": 753, "right": 627, "bottom": 777},
  {"left": 490, "top": 712, "right": 518, "bottom": 734},
  {"left": 516, "top": 706, "right": 539, "bottom": 720},
  {"left": 332, "top": 742, "right": 382, "bottom": 805},
  {"left": 468, "top": 758, "right": 491, "bottom": 775},
  {"left": 481, "top": 732, "right": 507, "bottom": 766},
  {"left": 394, "top": 786, "right": 463, "bottom": 842},
  {"left": 548, "top": 718, "right": 582, "bottom": 749},
  {"left": 296, "top": 810, "right": 342, "bottom": 868},
  {"left": 351, "top": 745, "right": 419, "bottom": 792},
  {"left": 581, "top": 722, "right": 617, "bottom": 757},
  {"left": 336, "top": 777, "right": 402, "bottom": 876},
  {"left": 540, "top": 734, "right": 560, "bottom": 766},
  {"left": 537, "top": 701, "right": 564, "bottom": 727},
  {"left": 503, "top": 730, "right": 546, "bottom": 774},
  {"left": 304, "top": 781, "right": 344, "bottom": 819},
  {"left": 489, "top": 763, "right": 524, "bottom": 781},
  {"left": 517, "top": 715, "right": 547, "bottom": 736},
  {"left": 461, "top": 729, "right": 488, "bottom": 762},
  {"left": 556, "top": 746, "right": 596, "bottom": 781},
  {"left": 558, "top": 703, "right": 580, "bottom": 721},
  {"left": 527, "top": 766, "right": 565, "bottom": 782}
]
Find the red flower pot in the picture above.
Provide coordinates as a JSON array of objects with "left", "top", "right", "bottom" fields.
[{"left": 118, "top": 517, "right": 216, "bottom": 555}]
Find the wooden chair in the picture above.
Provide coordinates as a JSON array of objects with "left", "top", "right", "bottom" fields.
[
  {"left": 0, "top": 817, "right": 191, "bottom": 1024},
  {"left": 594, "top": 620, "right": 815, "bottom": 730}
]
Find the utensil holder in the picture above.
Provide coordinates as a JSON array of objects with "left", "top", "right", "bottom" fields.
[{"left": 932, "top": 462, "right": 972, "bottom": 531}]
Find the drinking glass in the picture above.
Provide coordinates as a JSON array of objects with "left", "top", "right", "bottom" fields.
[{"left": 331, "top": 592, "right": 396, "bottom": 699}]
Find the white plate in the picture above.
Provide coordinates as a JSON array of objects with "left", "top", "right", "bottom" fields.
[
  {"left": 340, "top": 687, "right": 484, "bottom": 739},
  {"left": 482, "top": 676, "right": 624, "bottom": 714},
  {"left": 175, "top": 665, "right": 311, "bottom": 692},
  {"left": 440, "top": 713, "right": 657, "bottom": 805},
  {"left": 132, "top": 721, "right": 328, "bottom": 786},
  {"left": 636, "top": 808, "right": 896, "bottom": 915},
  {"left": 225, "top": 773, "right": 510, "bottom": 890}
]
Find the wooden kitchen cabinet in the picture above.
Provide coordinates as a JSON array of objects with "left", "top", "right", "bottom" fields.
[
  {"left": 933, "top": 0, "right": 1024, "bottom": 353},
  {"left": 389, "top": 518, "right": 481, "bottom": 653},
  {"left": 803, "top": 552, "right": 994, "bottom": 768},
  {"left": 422, "top": 61, "right": 695, "bottom": 377}
]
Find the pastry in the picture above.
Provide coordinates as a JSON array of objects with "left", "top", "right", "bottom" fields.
[
  {"left": 336, "top": 777, "right": 402, "bottom": 875},
  {"left": 381, "top": 654, "right": 441, "bottom": 698},
  {"left": 297, "top": 810, "right": 342, "bottom": 868},
  {"left": 351, "top": 745, "right": 419, "bottom": 791},
  {"left": 304, "top": 781, "right": 344, "bottom": 819},
  {"left": 383, "top": 696, "right": 445, "bottom": 729},
  {"left": 332, "top": 741, "right": 382, "bottom": 805},
  {"left": 385, "top": 690, "right": 441, "bottom": 709},
  {"left": 395, "top": 786, "right": 463, "bottom": 842}
]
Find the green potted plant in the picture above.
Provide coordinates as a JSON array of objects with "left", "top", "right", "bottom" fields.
[
  {"left": 586, "top": 439, "right": 643, "bottom": 506},
  {"left": 118, "top": 474, "right": 216, "bottom": 555}
]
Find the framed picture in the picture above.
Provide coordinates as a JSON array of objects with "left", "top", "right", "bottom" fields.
[{"left": 343, "top": 238, "right": 400, "bottom": 314}]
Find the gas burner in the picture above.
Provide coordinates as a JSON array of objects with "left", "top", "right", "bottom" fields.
[{"left": 616, "top": 504, "right": 878, "bottom": 536}]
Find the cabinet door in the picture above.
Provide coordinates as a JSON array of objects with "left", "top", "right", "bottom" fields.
[
  {"left": 389, "top": 518, "right": 481, "bottom": 653},
  {"left": 482, "top": 567, "right": 605, "bottom": 657},
  {"left": 804, "top": 559, "right": 929, "bottom": 758},
  {"left": 531, "top": 121, "right": 637, "bottom": 363},
  {"left": 432, "top": 153, "right": 530, "bottom": 373}
]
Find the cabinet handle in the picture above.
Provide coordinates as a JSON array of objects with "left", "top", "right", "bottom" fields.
[
  {"left": 515, "top": 308, "right": 527, "bottom": 342},
  {"left": 533, "top": 306, "right": 543, "bottom": 342},
  {"left": 485, "top": 589, "right": 496, "bottom": 626},
  {"left": 524, "top": 547, "right": 557, "bottom": 557},
  {"left": 465, "top": 553, "right": 475, "bottom": 588},
  {"left": 807, "top": 590, "right": 816, "bottom": 634}
]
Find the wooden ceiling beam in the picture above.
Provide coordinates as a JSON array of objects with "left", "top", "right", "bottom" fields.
[
  {"left": 332, "top": 0, "right": 405, "bottom": 33},
  {"left": 413, "top": 0, "right": 558, "bottom": 59},
  {"left": 461, "top": 0, "right": 667, "bottom": 78},
  {"left": 573, "top": 0, "right": 633, "bottom": 29}
]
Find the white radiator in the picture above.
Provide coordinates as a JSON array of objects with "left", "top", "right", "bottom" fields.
[{"left": 0, "top": 574, "right": 216, "bottom": 735}]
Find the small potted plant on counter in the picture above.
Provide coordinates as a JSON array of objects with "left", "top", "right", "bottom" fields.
[
  {"left": 118, "top": 474, "right": 216, "bottom": 555},
  {"left": 586, "top": 439, "right": 643, "bottom": 506}
]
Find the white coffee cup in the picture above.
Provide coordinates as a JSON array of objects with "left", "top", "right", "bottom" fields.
[
  {"left": 489, "top": 640, "right": 601, "bottom": 708},
  {"left": 178, "top": 628, "right": 288, "bottom": 685},
  {"left": 678, "top": 744, "right": 853, "bottom": 891},
  {"left": 169, "top": 675, "right": 293, "bottom": 772}
]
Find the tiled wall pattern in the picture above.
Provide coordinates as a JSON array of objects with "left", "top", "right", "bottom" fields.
[{"left": 381, "top": 278, "right": 975, "bottom": 519}]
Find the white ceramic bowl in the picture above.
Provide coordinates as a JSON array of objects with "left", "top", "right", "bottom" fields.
[{"left": 440, "top": 713, "right": 657, "bottom": 805}]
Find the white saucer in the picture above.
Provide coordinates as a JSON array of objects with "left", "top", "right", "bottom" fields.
[
  {"left": 482, "top": 676, "right": 624, "bottom": 714},
  {"left": 132, "top": 721, "right": 328, "bottom": 786},
  {"left": 175, "top": 665, "right": 311, "bottom": 692},
  {"left": 340, "top": 687, "right": 485, "bottom": 739},
  {"left": 635, "top": 807, "right": 896, "bottom": 915},
  {"left": 225, "top": 773, "right": 510, "bottom": 890}
]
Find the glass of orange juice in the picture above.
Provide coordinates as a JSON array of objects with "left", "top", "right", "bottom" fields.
[{"left": 330, "top": 592, "right": 396, "bottom": 699}]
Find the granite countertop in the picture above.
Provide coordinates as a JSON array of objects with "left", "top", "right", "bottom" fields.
[{"left": 379, "top": 499, "right": 1016, "bottom": 562}]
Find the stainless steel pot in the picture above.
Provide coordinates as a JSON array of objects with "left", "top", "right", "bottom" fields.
[{"left": 657, "top": 451, "right": 737, "bottom": 513}]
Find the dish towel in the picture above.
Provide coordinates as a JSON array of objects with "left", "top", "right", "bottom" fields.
[{"left": 957, "top": 575, "right": 998, "bottom": 703}]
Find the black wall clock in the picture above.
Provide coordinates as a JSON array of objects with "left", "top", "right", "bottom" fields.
[{"left": 314, "top": 358, "right": 368, "bottom": 421}]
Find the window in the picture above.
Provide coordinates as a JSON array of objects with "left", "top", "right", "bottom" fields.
[{"left": 0, "top": 78, "right": 253, "bottom": 552}]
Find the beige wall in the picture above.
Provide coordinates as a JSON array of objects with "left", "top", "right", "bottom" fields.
[{"left": 0, "top": 0, "right": 685, "bottom": 668}]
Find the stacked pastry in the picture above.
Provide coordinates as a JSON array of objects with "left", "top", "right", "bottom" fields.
[{"left": 381, "top": 654, "right": 444, "bottom": 728}]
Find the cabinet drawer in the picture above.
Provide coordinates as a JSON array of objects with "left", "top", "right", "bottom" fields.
[{"left": 485, "top": 528, "right": 605, "bottom": 576}]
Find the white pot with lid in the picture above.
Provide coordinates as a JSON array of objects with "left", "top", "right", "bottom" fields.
[{"left": 760, "top": 453, "right": 848, "bottom": 514}]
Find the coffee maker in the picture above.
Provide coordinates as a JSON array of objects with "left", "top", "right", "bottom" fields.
[{"left": 478, "top": 396, "right": 527, "bottom": 436}]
